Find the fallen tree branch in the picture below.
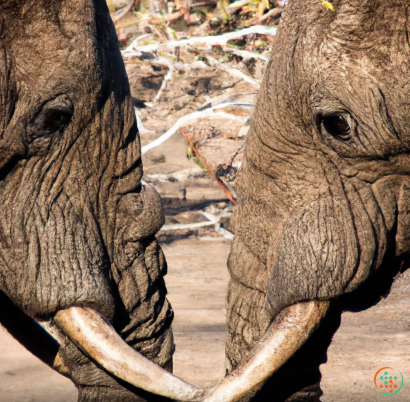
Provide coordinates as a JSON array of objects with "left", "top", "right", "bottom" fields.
[
  {"left": 243, "top": 6, "right": 282, "bottom": 27},
  {"left": 221, "top": 46, "right": 268, "bottom": 61},
  {"left": 259, "top": 7, "right": 282, "bottom": 22},
  {"left": 198, "top": 93, "right": 257, "bottom": 110},
  {"left": 203, "top": 102, "right": 255, "bottom": 110},
  {"left": 153, "top": 58, "right": 173, "bottom": 104},
  {"left": 112, "top": 0, "right": 137, "bottom": 24},
  {"left": 228, "top": 0, "right": 250, "bottom": 11},
  {"left": 180, "top": 128, "right": 236, "bottom": 204},
  {"left": 134, "top": 108, "right": 155, "bottom": 134},
  {"left": 141, "top": 109, "right": 245, "bottom": 155},
  {"left": 207, "top": 56, "right": 260, "bottom": 88},
  {"left": 161, "top": 219, "right": 217, "bottom": 231},
  {"left": 214, "top": 225, "right": 235, "bottom": 239},
  {"left": 122, "top": 25, "right": 277, "bottom": 56},
  {"left": 161, "top": 210, "right": 232, "bottom": 231}
]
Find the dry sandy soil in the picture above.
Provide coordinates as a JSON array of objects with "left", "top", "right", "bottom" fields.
[{"left": 0, "top": 235, "right": 409, "bottom": 402}]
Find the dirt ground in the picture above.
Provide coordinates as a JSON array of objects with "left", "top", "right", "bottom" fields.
[{"left": 0, "top": 235, "right": 409, "bottom": 401}]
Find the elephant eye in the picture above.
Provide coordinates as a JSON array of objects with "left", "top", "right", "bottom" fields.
[
  {"left": 318, "top": 113, "right": 351, "bottom": 141},
  {"left": 42, "top": 107, "right": 73, "bottom": 133},
  {"left": 28, "top": 96, "right": 74, "bottom": 143}
]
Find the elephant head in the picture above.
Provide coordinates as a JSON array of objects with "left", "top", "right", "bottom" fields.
[
  {"left": 0, "top": 1, "right": 203, "bottom": 401},
  {"left": 199, "top": 1, "right": 410, "bottom": 401}
]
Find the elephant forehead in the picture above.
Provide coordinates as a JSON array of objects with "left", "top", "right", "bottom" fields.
[
  {"left": 9, "top": 1, "right": 100, "bottom": 99},
  {"left": 321, "top": 1, "right": 410, "bottom": 95}
]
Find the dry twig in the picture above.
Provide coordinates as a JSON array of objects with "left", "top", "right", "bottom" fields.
[
  {"left": 180, "top": 128, "right": 237, "bottom": 204},
  {"left": 141, "top": 109, "right": 245, "bottom": 155},
  {"left": 207, "top": 56, "right": 260, "bottom": 88},
  {"left": 112, "top": 0, "right": 138, "bottom": 24}
]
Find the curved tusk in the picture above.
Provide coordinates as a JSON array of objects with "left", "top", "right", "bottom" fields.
[
  {"left": 54, "top": 307, "right": 204, "bottom": 402},
  {"left": 202, "top": 301, "right": 330, "bottom": 402}
]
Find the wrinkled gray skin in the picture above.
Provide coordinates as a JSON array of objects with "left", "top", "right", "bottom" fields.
[
  {"left": 0, "top": 1, "right": 173, "bottom": 401},
  {"left": 226, "top": 0, "right": 410, "bottom": 400}
]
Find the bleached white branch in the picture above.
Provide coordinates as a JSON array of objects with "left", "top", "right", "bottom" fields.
[
  {"left": 222, "top": 47, "right": 268, "bottom": 61},
  {"left": 122, "top": 25, "right": 277, "bottom": 56},
  {"left": 135, "top": 108, "right": 155, "bottom": 134},
  {"left": 112, "top": 0, "right": 135, "bottom": 23},
  {"left": 207, "top": 56, "right": 260, "bottom": 88},
  {"left": 153, "top": 58, "right": 174, "bottom": 104},
  {"left": 207, "top": 102, "right": 255, "bottom": 110},
  {"left": 161, "top": 210, "right": 232, "bottom": 232},
  {"left": 161, "top": 220, "right": 216, "bottom": 231},
  {"left": 141, "top": 109, "right": 246, "bottom": 155},
  {"left": 228, "top": 0, "right": 249, "bottom": 11}
]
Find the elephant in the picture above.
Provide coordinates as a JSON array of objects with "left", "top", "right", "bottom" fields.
[{"left": 0, "top": 1, "right": 205, "bottom": 401}]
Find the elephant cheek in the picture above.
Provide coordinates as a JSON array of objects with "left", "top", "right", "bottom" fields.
[{"left": 266, "top": 196, "right": 360, "bottom": 317}]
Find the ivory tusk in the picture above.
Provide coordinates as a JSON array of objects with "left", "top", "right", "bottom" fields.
[
  {"left": 202, "top": 301, "right": 330, "bottom": 402},
  {"left": 54, "top": 307, "right": 204, "bottom": 401}
]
